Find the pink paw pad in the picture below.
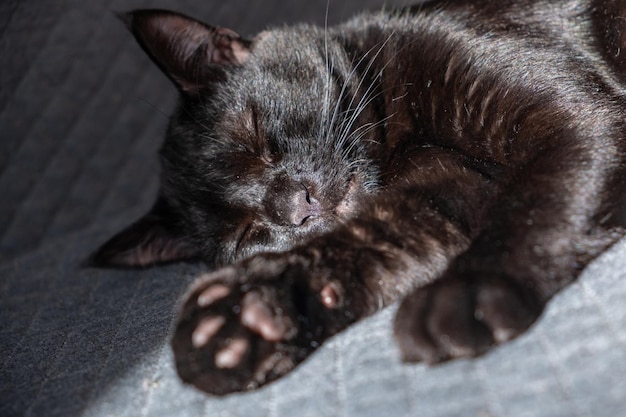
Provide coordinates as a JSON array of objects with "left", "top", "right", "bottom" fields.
[
  {"left": 241, "top": 292, "right": 287, "bottom": 342},
  {"left": 197, "top": 284, "right": 231, "bottom": 307},
  {"left": 215, "top": 338, "right": 250, "bottom": 369},
  {"left": 192, "top": 316, "right": 226, "bottom": 348},
  {"left": 320, "top": 283, "right": 341, "bottom": 309}
]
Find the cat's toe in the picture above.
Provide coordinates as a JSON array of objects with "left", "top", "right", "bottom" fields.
[
  {"left": 192, "top": 316, "right": 226, "bottom": 348},
  {"left": 394, "top": 279, "right": 492, "bottom": 363},
  {"left": 394, "top": 275, "right": 542, "bottom": 363},
  {"left": 473, "top": 279, "right": 540, "bottom": 343},
  {"left": 319, "top": 282, "right": 342, "bottom": 309},
  {"left": 393, "top": 290, "right": 446, "bottom": 363},
  {"left": 214, "top": 338, "right": 250, "bottom": 369},
  {"left": 240, "top": 291, "right": 291, "bottom": 341},
  {"left": 197, "top": 284, "right": 231, "bottom": 307}
]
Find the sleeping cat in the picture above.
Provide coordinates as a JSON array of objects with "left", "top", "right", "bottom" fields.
[{"left": 91, "top": 0, "right": 626, "bottom": 395}]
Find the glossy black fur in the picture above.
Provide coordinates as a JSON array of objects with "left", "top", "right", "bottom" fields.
[{"left": 91, "top": 0, "right": 626, "bottom": 395}]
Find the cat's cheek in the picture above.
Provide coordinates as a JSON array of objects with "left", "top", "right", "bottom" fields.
[
  {"left": 334, "top": 175, "right": 361, "bottom": 218},
  {"left": 335, "top": 198, "right": 356, "bottom": 217}
]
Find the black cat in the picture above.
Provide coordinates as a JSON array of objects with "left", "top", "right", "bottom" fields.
[{"left": 91, "top": 0, "right": 626, "bottom": 395}]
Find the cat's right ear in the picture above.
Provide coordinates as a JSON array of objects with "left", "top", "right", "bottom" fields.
[
  {"left": 118, "top": 9, "right": 251, "bottom": 93},
  {"left": 86, "top": 198, "right": 199, "bottom": 268}
]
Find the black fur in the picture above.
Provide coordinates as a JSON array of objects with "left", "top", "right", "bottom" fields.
[{"left": 91, "top": 0, "right": 626, "bottom": 395}]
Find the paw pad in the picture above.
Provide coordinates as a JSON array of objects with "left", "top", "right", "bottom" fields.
[
  {"left": 215, "top": 338, "right": 249, "bottom": 369},
  {"left": 241, "top": 292, "right": 287, "bottom": 341},
  {"left": 192, "top": 316, "right": 225, "bottom": 348},
  {"left": 188, "top": 283, "right": 291, "bottom": 372},
  {"left": 174, "top": 263, "right": 331, "bottom": 395},
  {"left": 320, "top": 283, "right": 341, "bottom": 308},
  {"left": 197, "top": 284, "right": 230, "bottom": 307}
]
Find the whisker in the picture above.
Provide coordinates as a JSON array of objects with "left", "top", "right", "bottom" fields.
[
  {"left": 330, "top": 32, "right": 424, "bottom": 161},
  {"left": 323, "top": 33, "right": 396, "bottom": 149},
  {"left": 318, "top": 0, "right": 333, "bottom": 144},
  {"left": 198, "top": 133, "right": 227, "bottom": 145},
  {"left": 341, "top": 113, "right": 396, "bottom": 159},
  {"left": 331, "top": 33, "right": 400, "bottom": 152},
  {"left": 335, "top": 81, "right": 410, "bottom": 156}
]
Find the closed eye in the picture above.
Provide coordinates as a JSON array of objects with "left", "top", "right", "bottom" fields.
[
  {"left": 235, "top": 223, "right": 253, "bottom": 255},
  {"left": 234, "top": 221, "right": 275, "bottom": 255},
  {"left": 247, "top": 105, "right": 281, "bottom": 164}
]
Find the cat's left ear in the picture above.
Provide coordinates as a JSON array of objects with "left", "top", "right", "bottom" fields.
[
  {"left": 86, "top": 197, "right": 200, "bottom": 268},
  {"left": 119, "top": 9, "right": 252, "bottom": 93}
]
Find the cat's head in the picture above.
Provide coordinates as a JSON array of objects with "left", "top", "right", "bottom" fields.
[{"left": 90, "top": 9, "right": 382, "bottom": 268}]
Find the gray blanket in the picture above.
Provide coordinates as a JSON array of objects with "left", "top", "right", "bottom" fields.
[{"left": 2, "top": 1, "right": 625, "bottom": 416}]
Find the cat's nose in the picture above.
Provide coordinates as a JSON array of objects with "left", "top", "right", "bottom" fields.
[
  {"left": 288, "top": 188, "right": 322, "bottom": 226},
  {"left": 265, "top": 181, "right": 322, "bottom": 226}
]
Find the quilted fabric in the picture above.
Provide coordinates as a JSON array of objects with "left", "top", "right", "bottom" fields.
[{"left": 2, "top": 1, "right": 626, "bottom": 416}]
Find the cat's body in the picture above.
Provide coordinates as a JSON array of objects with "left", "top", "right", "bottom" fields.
[{"left": 92, "top": 0, "right": 626, "bottom": 395}]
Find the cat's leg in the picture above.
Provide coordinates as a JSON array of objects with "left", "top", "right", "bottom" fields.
[
  {"left": 172, "top": 180, "right": 482, "bottom": 395},
  {"left": 394, "top": 122, "right": 626, "bottom": 363}
]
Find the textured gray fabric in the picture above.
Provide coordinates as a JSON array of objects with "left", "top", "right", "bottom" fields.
[{"left": 2, "top": 1, "right": 626, "bottom": 417}]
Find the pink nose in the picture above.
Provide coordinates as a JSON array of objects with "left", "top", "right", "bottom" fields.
[
  {"left": 288, "top": 189, "right": 322, "bottom": 226},
  {"left": 264, "top": 179, "right": 323, "bottom": 227}
]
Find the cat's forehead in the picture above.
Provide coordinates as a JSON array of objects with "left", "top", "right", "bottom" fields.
[
  {"left": 214, "top": 28, "right": 334, "bottom": 114},
  {"left": 248, "top": 26, "right": 330, "bottom": 74},
  {"left": 253, "top": 25, "right": 325, "bottom": 51}
]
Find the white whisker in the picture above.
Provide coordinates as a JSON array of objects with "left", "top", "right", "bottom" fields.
[
  {"left": 326, "top": 30, "right": 423, "bottom": 167},
  {"left": 318, "top": 0, "right": 333, "bottom": 144},
  {"left": 323, "top": 33, "right": 396, "bottom": 151},
  {"left": 330, "top": 33, "right": 405, "bottom": 157}
]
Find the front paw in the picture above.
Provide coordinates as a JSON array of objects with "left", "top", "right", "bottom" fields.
[
  {"left": 172, "top": 257, "right": 345, "bottom": 395},
  {"left": 394, "top": 274, "right": 543, "bottom": 364}
]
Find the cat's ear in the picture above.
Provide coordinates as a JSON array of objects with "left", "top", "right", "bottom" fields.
[
  {"left": 118, "top": 9, "right": 251, "bottom": 93},
  {"left": 87, "top": 198, "right": 199, "bottom": 268}
]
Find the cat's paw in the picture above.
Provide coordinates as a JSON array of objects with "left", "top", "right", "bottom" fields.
[
  {"left": 393, "top": 274, "right": 543, "bottom": 364},
  {"left": 172, "top": 258, "right": 344, "bottom": 395}
]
